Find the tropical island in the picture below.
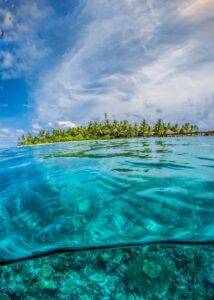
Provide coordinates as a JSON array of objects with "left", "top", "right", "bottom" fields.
[{"left": 19, "top": 117, "right": 213, "bottom": 146}]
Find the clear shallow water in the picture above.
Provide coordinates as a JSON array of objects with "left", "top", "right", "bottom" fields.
[
  {"left": 0, "top": 137, "right": 213, "bottom": 263},
  {"left": 1, "top": 245, "right": 213, "bottom": 299}
]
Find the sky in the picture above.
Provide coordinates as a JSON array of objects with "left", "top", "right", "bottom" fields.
[{"left": 0, "top": 0, "right": 214, "bottom": 146}]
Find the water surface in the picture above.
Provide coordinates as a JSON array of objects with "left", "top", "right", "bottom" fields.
[{"left": 0, "top": 137, "right": 213, "bottom": 263}]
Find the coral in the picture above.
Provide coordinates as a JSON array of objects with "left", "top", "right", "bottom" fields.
[{"left": 0, "top": 245, "right": 213, "bottom": 299}]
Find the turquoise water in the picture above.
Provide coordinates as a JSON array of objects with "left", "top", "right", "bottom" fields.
[
  {"left": 0, "top": 137, "right": 214, "bottom": 298},
  {"left": 1, "top": 245, "right": 213, "bottom": 298},
  {"left": 0, "top": 136, "right": 213, "bottom": 264}
]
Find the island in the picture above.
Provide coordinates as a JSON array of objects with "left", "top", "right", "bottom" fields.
[{"left": 19, "top": 117, "right": 213, "bottom": 146}]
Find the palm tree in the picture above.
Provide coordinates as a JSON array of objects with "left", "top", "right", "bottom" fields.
[
  {"left": 19, "top": 118, "right": 201, "bottom": 145},
  {"left": 171, "top": 124, "right": 180, "bottom": 134},
  {"left": 154, "top": 119, "right": 166, "bottom": 136}
]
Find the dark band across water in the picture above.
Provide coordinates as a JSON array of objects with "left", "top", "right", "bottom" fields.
[{"left": 1, "top": 239, "right": 213, "bottom": 266}]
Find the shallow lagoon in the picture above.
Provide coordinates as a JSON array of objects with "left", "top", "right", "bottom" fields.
[{"left": 0, "top": 137, "right": 213, "bottom": 298}]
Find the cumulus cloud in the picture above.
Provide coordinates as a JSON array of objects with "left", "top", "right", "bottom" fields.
[
  {"left": 30, "top": 120, "right": 76, "bottom": 131},
  {"left": 32, "top": 123, "right": 42, "bottom": 132},
  {"left": 0, "top": 127, "right": 25, "bottom": 147},
  {"left": 48, "top": 121, "right": 76, "bottom": 129},
  {"left": 0, "top": 127, "right": 25, "bottom": 138}
]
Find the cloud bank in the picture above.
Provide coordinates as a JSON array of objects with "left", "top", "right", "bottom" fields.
[
  {"left": 1, "top": 0, "right": 214, "bottom": 133},
  {"left": 32, "top": 0, "right": 214, "bottom": 129}
]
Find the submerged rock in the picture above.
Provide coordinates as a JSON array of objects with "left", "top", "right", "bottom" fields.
[
  {"left": 39, "top": 278, "right": 57, "bottom": 290},
  {"left": 143, "top": 260, "right": 162, "bottom": 279},
  {"left": 203, "top": 264, "right": 214, "bottom": 288},
  {"left": 0, "top": 245, "right": 213, "bottom": 299}
]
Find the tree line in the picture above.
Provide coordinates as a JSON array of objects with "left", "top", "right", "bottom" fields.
[{"left": 19, "top": 117, "right": 199, "bottom": 145}]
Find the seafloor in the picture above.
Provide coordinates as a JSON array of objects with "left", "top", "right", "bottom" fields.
[{"left": 0, "top": 244, "right": 213, "bottom": 299}]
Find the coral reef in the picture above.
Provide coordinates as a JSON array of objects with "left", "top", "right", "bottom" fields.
[{"left": 0, "top": 245, "right": 213, "bottom": 299}]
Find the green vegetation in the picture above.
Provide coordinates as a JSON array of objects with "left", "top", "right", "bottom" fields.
[{"left": 19, "top": 117, "right": 199, "bottom": 146}]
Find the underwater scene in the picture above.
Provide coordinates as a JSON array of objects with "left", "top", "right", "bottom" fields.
[{"left": 0, "top": 136, "right": 213, "bottom": 298}]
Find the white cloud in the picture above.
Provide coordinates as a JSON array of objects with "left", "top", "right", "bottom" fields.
[
  {"left": 34, "top": 0, "right": 161, "bottom": 123},
  {"left": 0, "top": 9, "right": 13, "bottom": 29},
  {"left": 32, "top": 123, "right": 42, "bottom": 131},
  {"left": 0, "top": 2, "right": 52, "bottom": 79},
  {"left": 31, "top": 0, "right": 214, "bottom": 129},
  {"left": 180, "top": 0, "right": 214, "bottom": 20},
  {"left": 0, "top": 127, "right": 25, "bottom": 138},
  {"left": 0, "top": 51, "right": 15, "bottom": 69},
  {"left": 16, "top": 129, "right": 25, "bottom": 136},
  {"left": 0, "top": 128, "right": 11, "bottom": 135},
  {"left": 0, "top": 127, "right": 25, "bottom": 148},
  {"left": 48, "top": 121, "right": 76, "bottom": 129}
]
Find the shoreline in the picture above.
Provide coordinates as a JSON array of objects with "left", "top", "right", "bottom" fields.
[{"left": 19, "top": 132, "right": 214, "bottom": 147}]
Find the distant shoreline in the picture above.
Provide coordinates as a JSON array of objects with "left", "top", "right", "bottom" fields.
[
  {"left": 19, "top": 131, "right": 214, "bottom": 147},
  {"left": 18, "top": 118, "right": 213, "bottom": 146}
]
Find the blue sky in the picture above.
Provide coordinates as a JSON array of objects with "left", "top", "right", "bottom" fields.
[{"left": 0, "top": 0, "right": 214, "bottom": 146}]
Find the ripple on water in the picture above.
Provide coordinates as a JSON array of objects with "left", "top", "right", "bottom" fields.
[{"left": 0, "top": 136, "right": 213, "bottom": 264}]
